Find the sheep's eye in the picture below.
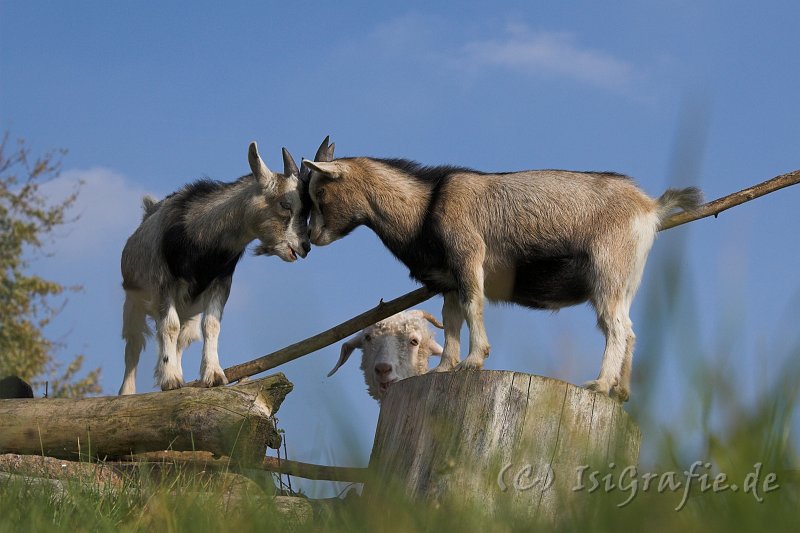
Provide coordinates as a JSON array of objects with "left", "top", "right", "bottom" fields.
[
  {"left": 316, "top": 188, "right": 325, "bottom": 200},
  {"left": 280, "top": 201, "right": 292, "bottom": 211},
  {"left": 364, "top": 334, "right": 372, "bottom": 342},
  {"left": 410, "top": 338, "right": 419, "bottom": 346}
]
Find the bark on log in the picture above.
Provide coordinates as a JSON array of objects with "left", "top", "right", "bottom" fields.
[
  {"left": 0, "top": 373, "right": 292, "bottom": 464},
  {"left": 367, "top": 371, "right": 640, "bottom": 522}
]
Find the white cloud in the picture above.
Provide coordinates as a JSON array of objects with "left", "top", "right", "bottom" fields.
[
  {"left": 464, "top": 27, "right": 636, "bottom": 92},
  {"left": 39, "top": 167, "right": 151, "bottom": 260}
]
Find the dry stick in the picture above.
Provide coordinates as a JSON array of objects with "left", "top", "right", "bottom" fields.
[
  {"left": 198, "top": 169, "right": 799, "bottom": 386},
  {"left": 122, "top": 450, "right": 369, "bottom": 483},
  {"left": 187, "top": 286, "right": 437, "bottom": 386},
  {"left": 659, "top": 169, "right": 800, "bottom": 230},
  {"left": 261, "top": 456, "right": 368, "bottom": 483}
]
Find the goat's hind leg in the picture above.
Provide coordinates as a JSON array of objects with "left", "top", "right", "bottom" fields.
[
  {"left": 585, "top": 297, "right": 631, "bottom": 398},
  {"left": 610, "top": 332, "right": 634, "bottom": 402},
  {"left": 119, "top": 292, "right": 149, "bottom": 395},
  {"left": 176, "top": 314, "right": 201, "bottom": 368}
]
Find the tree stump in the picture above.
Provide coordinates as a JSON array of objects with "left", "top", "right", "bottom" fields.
[
  {"left": 0, "top": 373, "right": 292, "bottom": 464},
  {"left": 367, "top": 371, "right": 641, "bottom": 521}
]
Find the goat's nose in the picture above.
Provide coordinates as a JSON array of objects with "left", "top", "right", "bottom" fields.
[
  {"left": 301, "top": 241, "right": 311, "bottom": 255},
  {"left": 375, "top": 363, "right": 392, "bottom": 376}
]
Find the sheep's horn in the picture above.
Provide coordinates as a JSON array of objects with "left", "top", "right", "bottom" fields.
[{"left": 410, "top": 310, "right": 444, "bottom": 329}]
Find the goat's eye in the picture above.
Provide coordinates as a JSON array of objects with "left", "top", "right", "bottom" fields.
[
  {"left": 410, "top": 338, "right": 419, "bottom": 346},
  {"left": 316, "top": 188, "right": 325, "bottom": 199},
  {"left": 364, "top": 334, "right": 371, "bottom": 342},
  {"left": 280, "top": 201, "right": 292, "bottom": 211}
]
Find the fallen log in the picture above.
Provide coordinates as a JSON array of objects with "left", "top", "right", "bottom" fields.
[{"left": 0, "top": 373, "right": 292, "bottom": 464}]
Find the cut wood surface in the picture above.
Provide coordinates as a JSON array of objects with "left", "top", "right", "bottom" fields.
[
  {"left": 368, "top": 371, "right": 640, "bottom": 521},
  {"left": 0, "top": 374, "right": 292, "bottom": 464}
]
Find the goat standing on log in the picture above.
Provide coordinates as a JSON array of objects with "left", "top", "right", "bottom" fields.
[
  {"left": 303, "top": 156, "right": 702, "bottom": 402},
  {"left": 119, "top": 138, "right": 333, "bottom": 395},
  {"left": 328, "top": 310, "right": 444, "bottom": 401}
]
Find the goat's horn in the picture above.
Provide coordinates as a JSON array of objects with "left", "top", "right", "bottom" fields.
[
  {"left": 282, "top": 147, "right": 299, "bottom": 178},
  {"left": 314, "top": 135, "right": 331, "bottom": 162}
]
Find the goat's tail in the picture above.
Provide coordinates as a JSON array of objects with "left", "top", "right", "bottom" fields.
[
  {"left": 655, "top": 187, "right": 703, "bottom": 227},
  {"left": 141, "top": 195, "right": 160, "bottom": 221}
]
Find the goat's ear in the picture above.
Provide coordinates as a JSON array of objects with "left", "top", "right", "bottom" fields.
[
  {"left": 248, "top": 142, "right": 276, "bottom": 189},
  {"left": 328, "top": 332, "right": 364, "bottom": 377},
  {"left": 427, "top": 339, "right": 444, "bottom": 356},
  {"left": 281, "top": 147, "right": 300, "bottom": 178},
  {"left": 303, "top": 160, "right": 342, "bottom": 179}
]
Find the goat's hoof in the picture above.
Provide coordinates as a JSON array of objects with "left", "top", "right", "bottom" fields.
[
  {"left": 201, "top": 368, "right": 229, "bottom": 388},
  {"left": 583, "top": 380, "right": 611, "bottom": 395},
  {"left": 610, "top": 385, "right": 630, "bottom": 403},
  {"left": 160, "top": 376, "right": 185, "bottom": 391},
  {"left": 454, "top": 355, "right": 484, "bottom": 372},
  {"left": 429, "top": 363, "right": 456, "bottom": 373}
]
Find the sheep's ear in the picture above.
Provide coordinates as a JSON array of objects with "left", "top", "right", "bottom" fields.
[
  {"left": 427, "top": 339, "right": 444, "bottom": 356},
  {"left": 328, "top": 332, "right": 365, "bottom": 377},
  {"left": 281, "top": 147, "right": 299, "bottom": 178},
  {"left": 303, "top": 160, "right": 342, "bottom": 179},
  {"left": 248, "top": 142, "right": 277, "bottom": 189}
]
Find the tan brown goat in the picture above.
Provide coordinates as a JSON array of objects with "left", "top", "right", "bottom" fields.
[{"left": 303, "top": 157, "right": 701, "bottom": 401}]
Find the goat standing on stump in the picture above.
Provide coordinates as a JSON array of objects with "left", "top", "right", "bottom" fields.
[
  {"left": 303, "top": 156, "right": 702, "bottom": 402},
  {"left": 119, "top": 138, "right": 333, "bottom": 395}
]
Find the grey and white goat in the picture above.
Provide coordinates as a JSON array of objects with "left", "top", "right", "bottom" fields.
[
  {"left": 119, "top": 137, "right": 334, "bottom": 395},
  {"left": 328, "top": 310, "right": 444, "bottom": 401},
  {"left": 303, "top": 156, "right": 702, "bottom": 402}
]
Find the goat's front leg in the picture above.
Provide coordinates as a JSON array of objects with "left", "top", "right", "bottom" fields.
[
  {"left": 199, "top": 279, "right": 231, "bottom": 388},
  {"left": 431, "top": 291, "right": 464, "bottom": 372},
  {"left": 154, "top": 298, "right": 184, "bottom": 391},
  {"left": 454, "top": 245, "right": 490, "bottom": 371}
]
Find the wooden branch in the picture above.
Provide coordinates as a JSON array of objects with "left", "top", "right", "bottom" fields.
[
  {"left": 189, "top": 286, "right": 437, "bottom": 386},
  {"left": 122, "top": 450, "right": 369, "bottom": 483},
  {"left": 261, "top": 456, "right": 368, "bottom": 483},
  {"left": 659, "top": 169, "right": 800, "bottom": 230},
  {"left": 206, "top": 169, "right": 799, "bottom": 384},
  {"left": 0, "top": 374, "right": 293, "bottom": 463}
]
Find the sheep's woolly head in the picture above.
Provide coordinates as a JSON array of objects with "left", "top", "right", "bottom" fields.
[{"left": 328, "top": 310, "right": 444, "bottom": 401}]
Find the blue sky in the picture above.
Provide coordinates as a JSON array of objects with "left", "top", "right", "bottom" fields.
[{"left": 2, "top": 1, "right": 799, "bottom": 496}]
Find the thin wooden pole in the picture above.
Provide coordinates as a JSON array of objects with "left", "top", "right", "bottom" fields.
[
  {"left": 659, "top": 169, "right": 800, "bottom": 230},
  {"left": 188, "top": 286, "right": 437, "bottom": 386},
  {"left": 122, "top": 450, "right": 369, "bottom": 482}
]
